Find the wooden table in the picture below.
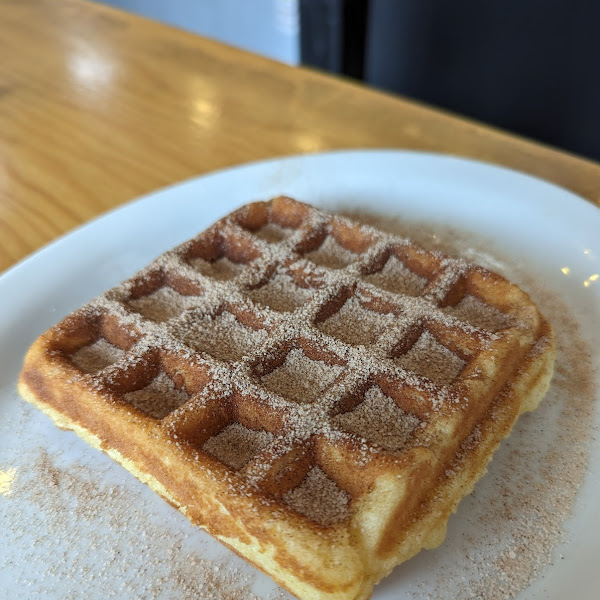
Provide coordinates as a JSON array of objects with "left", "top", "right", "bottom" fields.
[{"left": 2, "top": 0, "right": 600, "bottom": 275}]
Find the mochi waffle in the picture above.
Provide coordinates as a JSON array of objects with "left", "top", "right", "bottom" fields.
[{"left": 19, "top": 197, "right": 555, "bottom": 600}]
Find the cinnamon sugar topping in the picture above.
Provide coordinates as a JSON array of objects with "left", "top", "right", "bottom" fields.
[
  {"left": 189, "top": 256, "right": 246, "bottom": 281},
  {"left": 248, "top": 272, "right": 314, "bottom": 312},
  {"left": 305, "top": 236, "right": 357, "bottom": 269},
  {"left": 283, "top": 466, "right": 350, "bottom": 526},
  {"left": 394, "top": 330, "right": 466, "bottom": 386},
  {"left": 123, "top": 372, "right": 190, "bottom": 419},
  {"left": 71, "top": 338, "right": 125, "bottom": 373},
  {"left": 365, "top": 254, "right": 427, "bottom": 296},
  {"left": 260, "top": 349, "right": 343, "bottom": 404},
  {"left": 168, "top": 310, "right": 268, "bottom": 362},
  {"left": 444, "top": 295, "right": 512, "bottom": 332},
  {"left": 255, "top": 223, "right": 295, "bottom": 244},
  {"left": 128, "top": 286, "right": 203, "bottom": 322},
  {"left": 203, "top": 424, "right": 273, "bottom": 470},
  {"left": 318, "top": 296, "right": 397, "bottom": 346},
  {"left": 334, "top": 386, "right": 421, "bottom": 451}
]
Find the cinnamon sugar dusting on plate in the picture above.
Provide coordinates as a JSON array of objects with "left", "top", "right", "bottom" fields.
[{"left": 1, "top": 445, "right": 263, "bottom": 599}]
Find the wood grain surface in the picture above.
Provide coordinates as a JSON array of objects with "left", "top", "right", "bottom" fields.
[{"left": 1, "top": 0, "right": 599, "bottom": 274}]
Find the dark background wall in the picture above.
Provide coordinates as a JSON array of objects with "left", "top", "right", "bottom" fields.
[{"left": 302, "top": 0, "right": 600, "bottom": 161}]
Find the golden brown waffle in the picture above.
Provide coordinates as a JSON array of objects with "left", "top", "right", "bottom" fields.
[{"left": 19, "top": 197, "right": 555, "bottom": 600}]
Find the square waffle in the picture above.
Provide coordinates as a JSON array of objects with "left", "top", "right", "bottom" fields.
[{"left": 18, "top": 197, "right": 555, "bottom": 600}]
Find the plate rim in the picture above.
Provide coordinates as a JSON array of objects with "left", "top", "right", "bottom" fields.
[{"left": 3, "top": 148, "right": 599, "bottom": 285}]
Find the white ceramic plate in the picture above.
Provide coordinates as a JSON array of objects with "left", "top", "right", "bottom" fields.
[{"left": 1, "top": 150, "right": 598, "bottom": 599}]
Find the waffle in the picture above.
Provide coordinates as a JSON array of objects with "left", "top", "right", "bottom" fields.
[{"left": 19, "top": 197, "right": 555, "bottom": 600}]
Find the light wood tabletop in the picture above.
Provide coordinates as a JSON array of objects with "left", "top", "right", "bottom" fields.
[{"left": 2, "top": 0, "right": 600, "bottom": 275}]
